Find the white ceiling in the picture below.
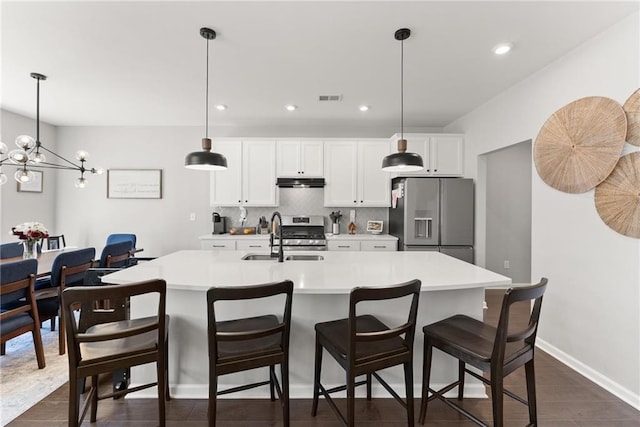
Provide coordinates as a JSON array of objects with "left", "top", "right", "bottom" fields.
[{"left": 2, "top": 1, "right": 638, "bottom": 130}]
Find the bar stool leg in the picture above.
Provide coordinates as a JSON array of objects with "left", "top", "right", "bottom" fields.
[
  {"left": 281, "top": 360, "right": 290, "bottom": 427},
  {"left": 490, "top": 370, "right": 504, "bottom": 427},
  {"left": 419, "top": 339, "right": 433, "bottom": 424},
  {"left": 311, "top": 336, "right": 323, "bottom": 416},
  {"left": 347, "top": 373, "right": 355, "bottom": 427},
  {"left": 525, "top": 359, "right": 537, "bottom": 426},
  {"left": 404, "top": 361, "right": 415, "bottom": 426},
  {"left": 458, "top": 360, "right": 466, "bottom": 400},
  {"left": 269, "top": 365, "right": 276, "bottom": 401},
  {"left": 366, "top": 373, "right": 372, "bottom": 400}
]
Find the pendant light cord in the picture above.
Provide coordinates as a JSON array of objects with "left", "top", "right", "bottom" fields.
[
  {"left": 400, "top": 36, "right": 404, "bottom": 140},
  {"left": 205, "top": 36, "right": 210, "bottom": 139},
  {"left": 36, "top": 78, "right": 40, "bottom": 143}
]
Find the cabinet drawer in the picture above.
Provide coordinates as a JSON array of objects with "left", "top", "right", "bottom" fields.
[
  {"left": 236, "top": 240, "right": 270, "bottom": 251},
  {"left": 328, "top": 241, "right": 361, "bottom": 251},
  {"left": 201, "top": 240, "right": 236, "bottom": 250},
  {"left": 360, "top": 241, "right": 397, "bottom": 251}
]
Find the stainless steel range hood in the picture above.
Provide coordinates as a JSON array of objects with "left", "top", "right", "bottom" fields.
[{"left": 276, "top": 178, "right": 325, "bottom": 188}]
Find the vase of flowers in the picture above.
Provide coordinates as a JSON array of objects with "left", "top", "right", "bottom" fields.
[{"left": 12, "top": 222, "right": 49, "bottom": 259}]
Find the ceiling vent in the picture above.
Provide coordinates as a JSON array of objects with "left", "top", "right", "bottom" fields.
[{"left": 318, "top": 95, "right": 343, "bottom": 102}]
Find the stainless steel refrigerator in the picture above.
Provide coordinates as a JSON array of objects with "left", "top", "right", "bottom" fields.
[{"left": 388, "top": 177, "right": 474, "bottom": 263}]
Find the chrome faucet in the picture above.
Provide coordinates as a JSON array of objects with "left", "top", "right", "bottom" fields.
[{"left": 269, "top": 211, "right": 284, "bottom": 262}]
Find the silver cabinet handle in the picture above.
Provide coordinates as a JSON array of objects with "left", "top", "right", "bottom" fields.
[
  {"left": 373, "top": 245, "right": 386, "bottom": 249},
  {"left": 248, "top": 245, "right": 261, "bottom": 248},
  {"left": 338, "top": 245, "right": 350, "bottom": 248}
]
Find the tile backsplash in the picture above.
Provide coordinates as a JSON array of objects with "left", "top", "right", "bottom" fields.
[{"left": 213, "top": 188, "right": 388, "bottom": 234}]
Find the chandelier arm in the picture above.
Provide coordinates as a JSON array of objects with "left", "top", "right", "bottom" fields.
[
  {"left": 38, "top": 144, "right": 83, "bottom": 169},
  {"left": 25, "top": 163, "right": 80, "bottom": 171}
]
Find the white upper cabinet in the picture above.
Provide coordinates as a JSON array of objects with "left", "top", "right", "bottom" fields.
[
  {"left": 389, "top": 133, "right": 464, "bottom": 176},
  {"left": 243, "top": 140, "right": 278, "bottom": 206},
  {"left": 358, "top": 140, "right": 391, "bottom": 207},
  {"left": 210, "top": 140, "right": 243, "bottom": 206},
  {"left": 210, "top": 139, "right": 277, "bottom": 207},
  {"left": 277, "top": 140, "right": 324, "bottom": 177},
  {"left": 324, "top": 140, "right": 390, "bottom": 207},
  {"left": 323, "top": 141, "right": 358, "bottom": 207}
]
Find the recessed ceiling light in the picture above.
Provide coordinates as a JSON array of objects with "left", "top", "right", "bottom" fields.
[
  {"left": 285, "top": 104, "right": 297, "bottom": 111},
  {"left": 359, "top": 105, "right": 370, "bottom": 112},
  {"left": 215, "top": 104, "right": 227, "bottom": 111},
  {"left": 492, "top": 42, "right": 513, "bottom": 56}
]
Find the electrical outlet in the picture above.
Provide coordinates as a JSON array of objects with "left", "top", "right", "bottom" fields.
[
  {"left": 189, "top": 213, "right": 196, "bottom": 221},
  {"left": 503, "top": 260, "right": 510, "bottom": 269}
]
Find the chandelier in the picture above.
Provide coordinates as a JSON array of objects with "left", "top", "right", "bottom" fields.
[{"left": 0, "top": 73, "right": 101, "bottom": 188}]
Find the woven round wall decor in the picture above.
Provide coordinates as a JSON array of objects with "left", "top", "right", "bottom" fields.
[
  {"left": 534, "top": 96, "right": 627, "bottom": 193},
  {"left": 594, "top": 151, "right": 640, "bottom": 238},
  {"left": 623, "top": 88, "right": 640, "bottom": 146}
]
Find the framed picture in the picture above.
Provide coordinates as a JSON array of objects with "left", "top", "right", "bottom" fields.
[
  {"left": 107, "top": 169, "right": 162, "bottom": 199},
  {"left": 17, "top": 170, "right": 43, "bottom": 193},
  {"left": 366, "top": 220, "right": 383, "bottom": 234}
]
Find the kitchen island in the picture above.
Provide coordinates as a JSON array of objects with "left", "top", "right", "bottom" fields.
[{"left": 104, "top": 250, "right": 511, "bottom": 399}]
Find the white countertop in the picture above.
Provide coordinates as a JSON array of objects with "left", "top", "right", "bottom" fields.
[
  {"left": 104, "top": 250, "right": 510, "bottom": 294},
  {"left": 325, "top": 233, "right": 397, "bottom": 241}
]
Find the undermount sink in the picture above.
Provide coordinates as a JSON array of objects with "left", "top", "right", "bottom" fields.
[
  {"left": 285, "top": 254, "right": 324, "bottom": 261},
  {"left": 241, "top": 253, "right": 325, "bottom": 261},
  {"left": 241, "top": 254, "right": 275, "bottom": 261}
]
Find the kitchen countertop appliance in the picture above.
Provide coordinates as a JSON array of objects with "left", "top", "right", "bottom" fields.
[
  {"left": 389, "top": 177, "right": 474, "bottom": 263},
  {"left": 212, "top": 212, "right": 226, "bottom": 234},
  {"left": 275, "top": 215, "right": 327, "bottom": 251}
]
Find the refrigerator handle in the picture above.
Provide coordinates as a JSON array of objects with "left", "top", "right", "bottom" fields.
[{"left": 414, "top": 217, "right": 432, "bottom": 239}]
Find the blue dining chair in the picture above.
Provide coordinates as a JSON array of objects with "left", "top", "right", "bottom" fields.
[
  {"left": 0, "top": 242, "right": 24, "bottom": 259},
  {"left": 105, "top": 233, "right": 137, "bottom": 249},
  {"left": 0, "top": 259, "right": 46, "bottom": 368},
  {"left": 99, "top": 241, "right": 133, "bottom": 268},
  {"left": 36, "top": 247, "right": 96, "bottom": 355}
]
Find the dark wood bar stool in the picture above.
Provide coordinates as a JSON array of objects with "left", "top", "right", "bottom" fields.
[
  {"left": 311, "top": 279, "right": 421, "bottom": 427},
  {"left": 419, "top": 278, "right": 548, "bottom": 427},
  {"left": 62, "top": 279, "right": 170, "bottom": 427},
  {"left": 206, "top": 280, "right": 294, "bottom": 427}
]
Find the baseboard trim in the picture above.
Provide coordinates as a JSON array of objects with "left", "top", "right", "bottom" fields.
[{"left": 536, "top": 339, "right": 640, "bottom": 410}]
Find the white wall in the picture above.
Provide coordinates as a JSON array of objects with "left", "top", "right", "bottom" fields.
[
  {"left": 1, "top": 110, "right": 58, "bottom": 241},
  {"left": 445, "top": 13, "right": 640, "bottom": 407}
]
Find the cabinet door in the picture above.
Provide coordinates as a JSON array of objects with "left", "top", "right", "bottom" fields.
[
  {"left": 300, "top": 141, "right": 324, "bottom": 176},
  {"left": 210, "top": 140, "right": 243, "bottom": 206},
  {"left": 324, "top": 141, "right": 357, "bottom": 207},
  {"left": 276, "top": 140, "right": 301, "bottom": 177},
  {"left": 431, "top": 135, "right": 464, "bottom": 176},
  {"left": 243, "top": 140, "right": 277, "bottom": 206},
  {"left": 358, "top": 140, "right": 390, "bottom": 207},
  {"left": 389, "top": 135, "right": 431, "bottom": 176}
]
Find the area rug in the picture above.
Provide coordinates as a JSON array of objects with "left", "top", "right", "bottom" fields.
[{"left": 0, "top": 323, "right": 67, "bottom": 426}]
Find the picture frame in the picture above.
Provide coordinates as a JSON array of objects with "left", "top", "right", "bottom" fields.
[
  {"left": 366, "top": 220, "right": 383, "bottom": 234},
  {"left": 107, "top": 169, "right": 162, "bottom": 199},
  {"left": 17, "top": 170, "right": 43, "bottom": 193}
]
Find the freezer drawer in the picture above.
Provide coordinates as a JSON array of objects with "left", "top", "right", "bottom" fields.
[{"left": 440, "top": 246, "right": 474, "bottom": 264}]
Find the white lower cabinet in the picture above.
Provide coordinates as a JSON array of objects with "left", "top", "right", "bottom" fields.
[
  {"left": 236, "top": 239, "right": 270, "bottom": 251},
  {"left": 327, "top": 237, "right": 397, "bottom": 251},
  {"left": 200, "top": 240, "right": 236, "bottom": 250},
  {"left": 360, "top": 240, "right": 397, "bottom": 251},
  {"left": 328, "top": 241, "right": 361, "bottom": 251}
]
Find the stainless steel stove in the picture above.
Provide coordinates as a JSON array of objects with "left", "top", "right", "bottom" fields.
[{"left": 277, "top": 215, "right": 326, "bottom": 251}]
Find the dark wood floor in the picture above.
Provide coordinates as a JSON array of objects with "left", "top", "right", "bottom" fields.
[{"left": 8, "top": 290, "right": 640, "bottom": 426}]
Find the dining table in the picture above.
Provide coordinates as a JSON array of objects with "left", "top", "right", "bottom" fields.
[{"left": 0, "top": 247, "right": 80, "bottom": 277}]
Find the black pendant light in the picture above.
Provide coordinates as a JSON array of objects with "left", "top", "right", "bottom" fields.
[
  {"left": 185, "top": 27, "right": 227, "bottom": 170},
  {"left": 382, "top": 28, "right": 424, "bottom": 172}
]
